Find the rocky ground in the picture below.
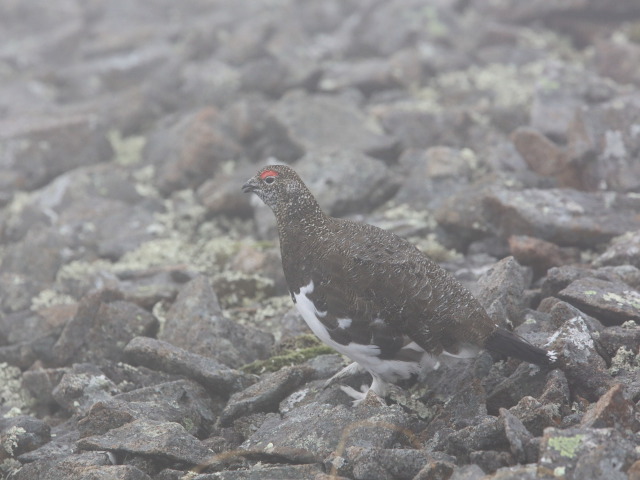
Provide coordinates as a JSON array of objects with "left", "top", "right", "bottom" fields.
[{"left": 1, "top": 0, "right": 640, "bottom": 479}]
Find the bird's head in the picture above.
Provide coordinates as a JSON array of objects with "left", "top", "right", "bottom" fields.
[{"left": 242, "top": 164, "right": 321, "bottom": 219}]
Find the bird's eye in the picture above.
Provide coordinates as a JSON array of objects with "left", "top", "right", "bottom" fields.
[{"left": 264, "top": 176, "right": 276, "bottom": 185}]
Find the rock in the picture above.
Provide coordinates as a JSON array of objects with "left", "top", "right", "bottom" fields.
[
  {"left": 476, "top": 256, "right": 532, "bottom": 327},
  {"left": 528, "top": 62, "right": 620, "bottom": 143},
  {"left": 376, "top": 104, "right": 474, "bottom": 152},
  {"left": 594, "top": 230, "right": 640, "bottom": 269},
  {"left": 218, "top": 365, "right": 312, "bottom": 427},
  {"left": 476, "top": 0, "right": 640, "bottom": 24},
  {"left": 0, "top": 114, "right": 112, "bottom": 193},
  {"left": 508, "top": 235, "right": 580, "bottom": 278},
  {"left": 468, "top": 450, "right": 514, "bottom": 474},
  {"left": 242, "top": 401, "right": 413, "bottom": 461},
  {"left": 510, "top": 127, "right": 574, "bottom": 187},
  {"left": 540, "top": 266, "right": 594, "bottom": 300},
  {"left": 0, "top": 306, "right": 73, "bottom": 368},
  {"left": 123, "top": 337, "right": 255, "bottom": 397},
  {"left": 539, "top": 427, "right": 640, "bottom": 479},
  {"left": 558, "top": 276, "right": 640, "bottom": 326},
  {"left": 434, "top": 181, "right": 495, "bottom": 249},
  {"left": 164, "top": 463, "right": 324, "bottom": 479},
  {"left": 447, "top": 464, "right": 486, "bottom": 480},
  {"left": 580, "top": 383, "right": 639, "bottom": 432},
  {"left": 483, "top": 188, "right": 640, "bottom": 247},
  {"left": 1, "top": 164, "right": 161, "bottom": 260},
  {"left": 328, "top": 447, "right": 455, "bottom": 480},
  {"left": 159, "top": 276, "right": 273, "bottom": 368},
  {"left": 179, "top": 58, "right": 241, "bottom": 109},
  {"left": 271, "top": 91, "right": 397, "bottom": 160},
  {"left": 78, "top": 418, "right": 213, "bottom": 466},
  {"left": 15, "top": 419, "right": 79, "bottom": 464},
  {"left": 445, "top": 415, "right": 508, "bottom": 461},
  {"left": 196, "top": 164, "right": 255, "bottom": 218},
  {"left": 598, "top": 324, "right": 640, "bottom": 359},
  {"left": 0, "top": 415, "right": 51, "bottom": 460},
  {"left": 294, "top": 149, "right": 401, "bottom": 216},
  {"left": 486, "top": 362, "right": 549, "bottom": 416},
  {"left": 52, "top": 289, "right": 158, "bottom": 366},
  {"left": 0, "top": 229, "right": 69, "bottom": 289},
  {"left": 78, "top": 379, "right": 218, "bottom": 438},
  {"left": 544, "top": 314, "right": 614, "bottom": 401},
  {"left": 499, "top": 408, "right": 534, "bottom": 464},
  {"left": 413, "top": 457, "right": 456, "bottom": 480},
  {"left": 567, "top": 93, "right": 640, "bottom": 192},
  {"left": 595, "top": 37, "right": 640, "bottom": 87},
  {"left": 509, "top": 396, "right": 562, "bottom": 438},
  {"left": 7, "top": 452, "right": 153, "bottom": 480},
  {"left": 319, "top": 55, "right": 417, "bottom": 96},
  {"left": 394, "top": 147, "right": 480, "bottom": 210},
  {"left": 143, "top": 108, "right": 242, "bottom": 195},
  {"left": 51, "top": 363, "right": 120, "bottom": 414}
]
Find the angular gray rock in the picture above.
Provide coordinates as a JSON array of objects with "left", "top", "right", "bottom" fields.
[
  {"left": 78, "top": 419, "right": 214, "bottom": 466},
  {"left": 242, "top": 401, "right": 414, "bottom": 461},
  {"left": 124, "top": 337, "right": 256, "bottom": 397},
  {"left": 52, "top": 289, "right": 158, "bottom": 367},
  {"left": 483, "top": 188, "right": 640, "bottom": 247},
  {"left": 558, "top": 276, "right": 640, "bottom": 326},
  {"left": 218, "top": 365, "right": 312, "bottom": 427},
  {"left": 159, "top": 276, "right": 273, "bottom": 368}
]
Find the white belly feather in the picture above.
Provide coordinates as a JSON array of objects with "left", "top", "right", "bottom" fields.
[{"left": 294, "top": 280, "right": 438, "bottom": 383}]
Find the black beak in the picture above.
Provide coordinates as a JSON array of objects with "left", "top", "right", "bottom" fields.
[{"left": 242, "top": 179, "right": 258, "bottom": 193}]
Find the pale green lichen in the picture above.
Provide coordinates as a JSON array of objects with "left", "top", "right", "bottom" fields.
[
  {"left": 2, "top": 426, "right": 26, "bottom": 457},
  {"left": 30, "top": 288, "right": 76, "bottom": 311},
  {"left": 602, "top": 290, "right": 640, "bottom": 310},
  {"left": 0, "top": 458, "right": 21, "bottom": 477},
  {"left": 0, "top": 363, "right": 36, "bottom": 413},
  {"left": 548, "top": 434, "right": 585, "bottom": 458},
  {"left": 109, "top": 130, "right": 146, "bottom": 166},
  {"left": 609, "top": 346, "right": 640, "bottom": 376}
]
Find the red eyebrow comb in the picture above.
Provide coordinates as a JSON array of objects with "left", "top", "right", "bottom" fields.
[{"left": 260, "top": 170, "right": 279, "bottom": 179}]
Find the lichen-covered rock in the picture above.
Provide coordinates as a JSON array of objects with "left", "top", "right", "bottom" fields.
[
  {"left": 0, "top": 415, "right": 51, "bottom": 460},
  {"left": 558, "top": 276, "right": 640, "bottom": 326},
  {"left": 539, "top": 427, "right": 640, "bottom": 479},
  {"left": 242, "top": 401, "right": 414, "bottom": 461},
  {"left": 77, "top": 419, "right": 214, "bottom": 466}
]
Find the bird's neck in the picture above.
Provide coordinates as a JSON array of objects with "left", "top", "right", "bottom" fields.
[{"left": 274, "top": 198, "right": 330, "bottom": 244}]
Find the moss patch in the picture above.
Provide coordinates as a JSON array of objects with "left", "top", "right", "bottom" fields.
[{"left": 241, "top": 335, "right": 334, "bottom": 375}]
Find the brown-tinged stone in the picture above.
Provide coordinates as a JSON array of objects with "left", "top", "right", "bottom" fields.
[
  {"left": 144, "top": 107, "right": 242, "bottom": 195},
  {"left": 508, "top": 235, "right": 580, "bottom": 278},
  {"left": 580, "top": 383, "right": 639, "bottom": 432}
]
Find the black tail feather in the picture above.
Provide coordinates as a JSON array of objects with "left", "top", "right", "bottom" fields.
[{"left": 484, "top": 327, "right": 556, "bottom": 366}]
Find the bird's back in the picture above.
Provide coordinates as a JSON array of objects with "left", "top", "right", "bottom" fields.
[{"left": 282, "top": 215, "right": 496, "bottom": 358}]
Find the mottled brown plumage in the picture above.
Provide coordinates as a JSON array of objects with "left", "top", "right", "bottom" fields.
[{"left": 243, "top": 164, "right": 554, "bottom": 402}]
